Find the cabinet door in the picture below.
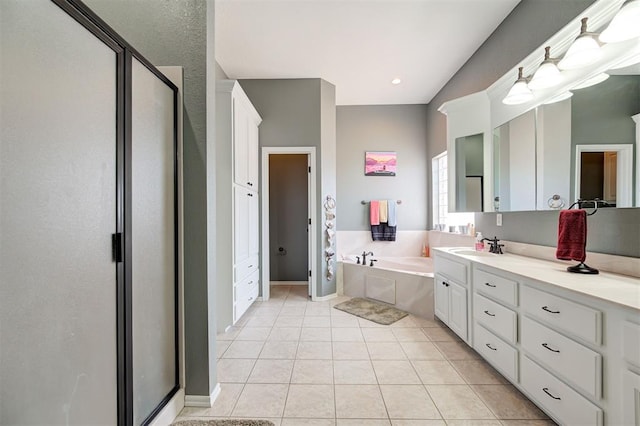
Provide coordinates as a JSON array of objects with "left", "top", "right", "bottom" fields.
[
  {"left": 248, "top": 190, "right": 259, "bottom": 255},
  {"left": 233, "top": 100, "right": 249, "bottom": 188},
  {"left": 434, "top": 275, "right": 450, "bottom": 323},
  {"left": 234, "top": 186, "right": 250, "bottom": 264},
  {"left": 247, "top": 120, "right": 259, "bottom": 189},
  {"left": 624, "top": 369, "right": 640, "bottom": 426},
  {"left": 449, "top": 281, "right": 468, "bottom": 341}
]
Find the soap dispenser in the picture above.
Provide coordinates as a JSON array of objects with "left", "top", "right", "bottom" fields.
[{"left": 475, "top": 232, "right": 485, "bottom": 251}]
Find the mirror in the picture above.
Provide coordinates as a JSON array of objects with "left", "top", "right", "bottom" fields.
[
  {"left": 492, "top": 62, "right": 640, "bottom": 212},
  {"left": 454, "top": 133, "right": 484, "bottom": 212}
]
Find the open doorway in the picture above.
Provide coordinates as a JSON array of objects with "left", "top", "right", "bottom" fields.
[{"left": 261, "top": 147, "right": 317, "bottom": 301}]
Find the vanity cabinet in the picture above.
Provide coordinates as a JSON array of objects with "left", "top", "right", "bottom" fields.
[
  {"left": 217, "top": 80, "right": 262, "bottom": 331},
  {"left": 432, "top": 247, "right": 639, "bottom": 426},
  {"left": 471, "top": 265, "right": 520, "bottom": 383},
  {"left": 433, "top": 253, "right": 471, "bottom": 343}
]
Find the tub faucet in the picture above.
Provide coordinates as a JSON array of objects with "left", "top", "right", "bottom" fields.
[{"left": 362, "top": 251, "right": 374, "bottom": 265}]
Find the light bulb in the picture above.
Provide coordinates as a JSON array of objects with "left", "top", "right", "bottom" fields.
[
  {"left": 529, "top": 46, "right": 563, "bottom": 90},
  {"left": 503, "top": 67, "right": 534, "bottom": 105},
  {"left": 558, "top": 18, "right": 602, "bottom": 70},
  {"left": 600, "top": 0, "right": 640, "bottom": 43}
]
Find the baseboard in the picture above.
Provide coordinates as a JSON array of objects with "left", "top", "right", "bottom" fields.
[
  {"left": 271, "top": 280, "right": 308, "bottom": 286},
  {"left": 313, "top": 293, "right": 337, "bottom": 302},
  {"left": 184, "top": 383, "right": 221, "bottom": 408},
  {"left": 149, "top": 388, "right": 184, "bottom": 426}
]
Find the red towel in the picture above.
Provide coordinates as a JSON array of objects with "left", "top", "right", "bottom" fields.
[
  {"left": 370, "top": 200, "right": 380, "bottom": 225},
  {"left": 556, "top": 209, "right": 587, "bottom": 262}
]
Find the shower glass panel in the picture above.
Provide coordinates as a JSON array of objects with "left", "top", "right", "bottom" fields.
[
  {"left": 0, "top": 0, "right": 118, "bottom": 424},
  {"left": 131, "top": 57, "right": 177, "bottom": 424}
]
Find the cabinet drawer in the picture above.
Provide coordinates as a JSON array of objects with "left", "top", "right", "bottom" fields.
[
  {"left": 521, "top": 285, "right": 601, "bottom": 345},
  {"left": 623, "top": 321, "right": 640, "bottom": 368},
  {"left": 234, "top": 269, "right": 260, "bottom": 322},
  {"left": 235, "top": 254, "right": 259, "bottom": 282},
  {"left": 521, "top": 316, "right": 601, "bottom": 399},
  {"left": 521, "top": 356, "right": 602, "bottom": 426},
  {"left": 435, "top": 255, "right": 467, "bottom": 285},
  {"left": 474, "top": 293, "right": 517, "bottom": 344},
  {"left": 474, "top": 323, "right": 518, "bottom": 382},
  {"left": 474, "top": 268, "right": 518, "bottom": 306}
]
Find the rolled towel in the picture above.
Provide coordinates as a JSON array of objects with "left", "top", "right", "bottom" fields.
[
  {"left": 370, "top": 200, "right": 380, "bottom": 226},
  {"left": 556, "top": 209, "right": 587, "bottom": 263},
  {"left": 387, "top": 200, "right": 397, "bottom": 227},
  {"left": 379, "top": 200, "right": 388, "bottom": 223}
]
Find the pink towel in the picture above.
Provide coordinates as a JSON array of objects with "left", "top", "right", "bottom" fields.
[
  {"left": 370, "top": 200, "right": 380, "bottom": 225},
  {"left": 556, "top": 209, "right": 587, "bottom": 262}
]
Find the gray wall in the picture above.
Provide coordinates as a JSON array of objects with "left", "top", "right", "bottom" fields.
[
  {"left": 239, "top": 78, "right": 337, "bottom": 297},
  {"left": 475, "top": 208, "right": 640, "bottom": 257},
  {"left": 425, "top": 0, "right": 640, "bottom": 257},
  {"left": 336, "top": 105, "right": 429, "bottom": 231},
  {"left": 269, "top": 154, "right": 309, "bottom": 281},
  {"left": 84, "top": 0, "right": 216, "bottom": 396}
]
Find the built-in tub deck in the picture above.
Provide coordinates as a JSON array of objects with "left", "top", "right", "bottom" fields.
[{"left": 339, "top": 256, "right": 435, "bottom": 318}]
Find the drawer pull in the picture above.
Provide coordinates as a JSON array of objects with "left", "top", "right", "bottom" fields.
[
  {"left": 484, "top": 310, "right": 495, "bottom": 317},
  {"left": 248, "top": 265, "right": 253, "bottom": 268},
  {"left": 542, "top": 306, "right": 560, "bottom": 314},
  {"left": 248, "top": 281, "right": 253, "bottom": 285},
  {"left": 542, "top": 387, "right": 561, "bottom": 400},
  {"left": 442, "top": 281, "right": 450, "bottom": 287},
  {"left": 248, "top": 296, "right": 253, "bottom": 301},
  {"left": 542, "top": 343, "right": 560, "bottom": 353},
  {"left": 485, "top": 343, "right": 497, "bottom": 351},
  {"left": 484, "top": 282, "right": 496, "bottom": 288},
  {"left": 247, "top": 182, "right": 253, "bottom": 186},
  {"left": 247, "top": 193, "right": 253, "bottom": 197}
]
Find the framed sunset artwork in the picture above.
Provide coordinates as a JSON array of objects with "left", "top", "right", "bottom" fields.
[{"left": 365, "top": 151, "right": 396, "bottom": 176}]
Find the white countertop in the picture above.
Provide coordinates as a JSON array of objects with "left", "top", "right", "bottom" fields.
[{"left": 433, "top": 247, "right": 640, "bottom": 311}]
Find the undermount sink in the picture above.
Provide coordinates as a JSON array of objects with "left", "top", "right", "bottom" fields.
[{"left": 450, "top": 248, "right": 494, "bottom": 257}]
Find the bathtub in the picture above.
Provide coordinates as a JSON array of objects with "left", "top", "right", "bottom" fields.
[{"left": 338, "top": 256, "right": 435, "bottom": 319}]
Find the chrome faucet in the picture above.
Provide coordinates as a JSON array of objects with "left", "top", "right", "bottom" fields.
[
  {"left": 482, "top": 237, "right": 504, "bottom": 254},
  {"left": 362, "top": 251, "right": 374, "bottom": 265}
]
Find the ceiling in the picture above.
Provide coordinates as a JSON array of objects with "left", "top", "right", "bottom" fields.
[{"left": 215, "top": 0, "right": 521, "bottom": 106}]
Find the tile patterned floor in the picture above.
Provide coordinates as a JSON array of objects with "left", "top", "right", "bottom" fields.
[{"left": 177, "top": 285, "right": 556, "bottom": 426}]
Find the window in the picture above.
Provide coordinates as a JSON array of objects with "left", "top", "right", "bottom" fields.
[
  {"left": 432, "top": 152, "right": 448, "bottom": 227},
  {"left": 432, "top": 152, "right": 475, "bottom": 231}
]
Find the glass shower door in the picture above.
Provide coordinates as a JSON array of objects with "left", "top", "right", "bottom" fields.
[{"left": 0, "top": 0, "right": 119, "bottom": 424}]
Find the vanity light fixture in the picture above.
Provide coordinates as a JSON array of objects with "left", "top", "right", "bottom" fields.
[
  {"left": 391, "top": 78, "right": 402, "bottom": 85},
  {"left": 502, "top": 66, "right": 534, "bottom": 105},
  {"left": 599, "top": 0, "right": 640, "bottom": 43},
  {"left": 558, "top": 18, "right": 602, "bottom": 70},
  {"left": 528, "top": 46, "right": 563, "bottom": 90},
  {"left": 573, "top": 72, "right": 610, "bottom": 89},
  {"left": 544, "top": 91, "right": 573, "bottom": 104}
]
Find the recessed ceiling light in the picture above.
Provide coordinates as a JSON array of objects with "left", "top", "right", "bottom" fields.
[{"left": 391, "top": 78, "right": 402, "bottom": 85}]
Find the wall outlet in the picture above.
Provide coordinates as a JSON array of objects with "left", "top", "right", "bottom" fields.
[{"left": 496, "top": 213, "right": 503, "bottom": 226}]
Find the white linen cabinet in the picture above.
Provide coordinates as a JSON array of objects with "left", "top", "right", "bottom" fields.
[{"left": 216, "top": 80, "right": 262, "bottom": 331}]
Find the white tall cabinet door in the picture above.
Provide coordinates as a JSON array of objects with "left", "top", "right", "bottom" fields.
[
  {"left": 247, "top": 120, "right": 260, "bottom": 188},
  {"left": 234, "top": 186, "right": 251, "bottom": 264},
  {"left": 0, "top": 1, "right": 118, "bottom": 423},
  {"left": 234, "top": 101, "right": 250, "bottom": 188},
  {"left": 248, "top": 190, "right": 260, "bottom": 255}
]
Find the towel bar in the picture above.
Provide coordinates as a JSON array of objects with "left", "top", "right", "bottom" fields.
[{"left": 361, "top": 200, "right": 402, "bottom": 205}]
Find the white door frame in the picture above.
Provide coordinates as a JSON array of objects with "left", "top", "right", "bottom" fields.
[
  {"left": 261, "top": 147, "right": 317, "bottom": 301},
  {"left": 574, "top": 144, "right": 633, "bottom": 207}
]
